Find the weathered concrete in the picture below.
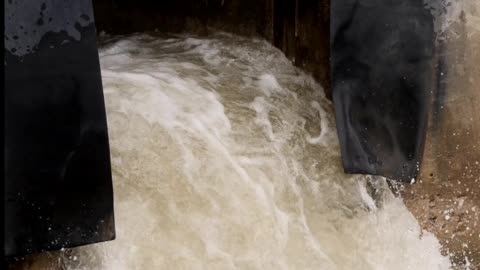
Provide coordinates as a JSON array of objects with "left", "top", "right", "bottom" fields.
[{"left": 401, "top": 4, "right": 480, "bottom": 268}]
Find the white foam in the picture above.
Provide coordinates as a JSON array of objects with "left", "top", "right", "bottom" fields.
[
  {"left": 63, "top": 33, "right": 451, "bottom": 270},
  {"left": 306, "top": 101, "right": 331, "bottom": 146},
  {"left": 257, "top": 74, "right": 284, "bottom": 97}
]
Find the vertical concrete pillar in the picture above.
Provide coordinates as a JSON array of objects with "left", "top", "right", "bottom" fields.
[{"left": 402, "top": 2, "right": 480, "bottom": 267}]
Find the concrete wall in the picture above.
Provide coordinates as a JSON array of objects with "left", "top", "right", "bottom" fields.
[{"left": 401, "top": 4, "right": 480, "bottom": 268}]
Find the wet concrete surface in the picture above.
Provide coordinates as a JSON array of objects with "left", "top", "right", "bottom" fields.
[{"left": 401, "top": 7, "right": 480, "bottom": 268}]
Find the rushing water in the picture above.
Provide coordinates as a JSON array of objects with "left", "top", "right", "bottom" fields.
[{"left": 61, "top": 33, "right": 452, "bottom": 270}]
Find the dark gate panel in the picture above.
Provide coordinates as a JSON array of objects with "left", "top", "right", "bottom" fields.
[
  {"left": 331, "top": 0, "right": 436, "bottom": 181},
  {"left": 5, "top": 0, "right": 115, "bottom": 256}
]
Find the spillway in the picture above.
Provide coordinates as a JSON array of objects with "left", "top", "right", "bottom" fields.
[{"left": 53, "top": 33, "right": 451, "bottom": 270}]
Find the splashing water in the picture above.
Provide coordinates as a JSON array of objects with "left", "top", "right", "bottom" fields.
[{"left": 63, "top": 33, "right": 451, "bottom": 270}]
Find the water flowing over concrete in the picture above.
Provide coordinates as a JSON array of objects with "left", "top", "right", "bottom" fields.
[{"left": 46, "top": 33, "right": 452, "bottom": 270}]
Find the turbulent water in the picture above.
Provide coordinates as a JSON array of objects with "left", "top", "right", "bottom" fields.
[{"left": 62, "top": 33, "right": 452, "bottom": 270}]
